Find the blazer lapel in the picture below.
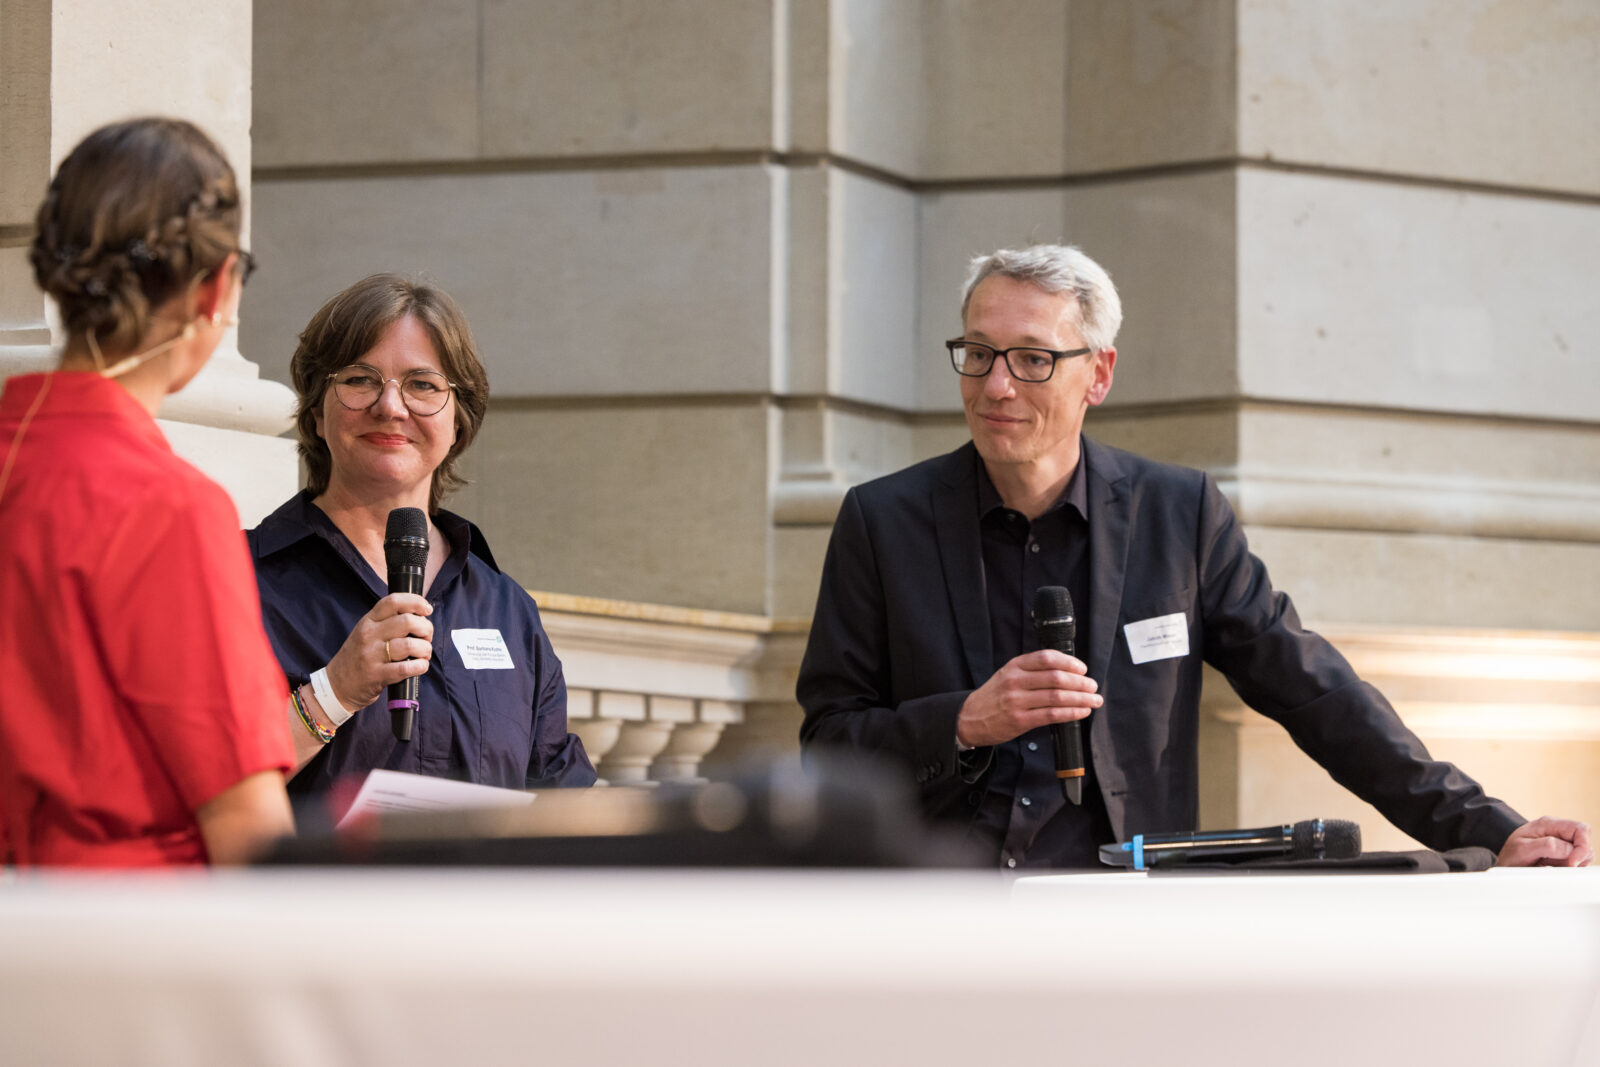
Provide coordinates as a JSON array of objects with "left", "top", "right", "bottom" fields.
[
  {"left": 1084, "top": 437, "right": 1134, "bottom": 829},
  {"left": 931, "top": 444, "right": 993, "bottom": 688},
  {"left": 1084, "top": 438, "right": 1132, "bottom": 689}
]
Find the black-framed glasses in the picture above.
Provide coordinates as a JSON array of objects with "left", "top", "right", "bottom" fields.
[
  {"left": 946, "top": 339, "right": 1093, "bottom": 383},
  {"left": 327, "top": 364, "right": 458, "bottom": 416},
  {"left": 234, "top": 249, "right": 258, "bottom": 286}
]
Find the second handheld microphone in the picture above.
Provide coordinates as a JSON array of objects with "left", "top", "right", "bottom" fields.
[
  {"left": 1032, "top": 585, "right": 1085, "bottom": 805},
  {"left": 384, "top": 507, "right": 429, "bottom": 742}
]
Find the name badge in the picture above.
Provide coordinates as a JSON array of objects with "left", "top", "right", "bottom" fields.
[
  {"left": 451, "top": 629, "right": 515, "bottom": 669},
  {"left": 1124, "top": 612, "right": 1189, "bottom": 665}
]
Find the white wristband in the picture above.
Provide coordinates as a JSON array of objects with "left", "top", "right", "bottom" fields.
[{"left": 310, "top": 667, "right": 352, "bottom": 727}]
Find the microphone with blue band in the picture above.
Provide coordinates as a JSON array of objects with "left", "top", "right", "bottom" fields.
[{"left": 1098, "top": 818, "right": 1362, "bottom": 870}]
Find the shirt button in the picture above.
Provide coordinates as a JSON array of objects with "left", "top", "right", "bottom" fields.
[
  {"left": 1027, "top": 741, "right": 1038, "bottom": 752},
  {"left": 1029, "top": 542, "right": 1040, "bottom": 554},
  {"left": 1019, "top": 796, "right": 1032, "bottom": 807},
  {"left": 1006, "top": 858, "right": 1017, "bottom": 869}
]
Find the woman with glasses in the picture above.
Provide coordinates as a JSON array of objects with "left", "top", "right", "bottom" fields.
[
  {"left": 248, "top": 274, "right": 594, "bottom": 800},
  {"left": 0, "top": 118, "right": 294, "bottom": 867}
]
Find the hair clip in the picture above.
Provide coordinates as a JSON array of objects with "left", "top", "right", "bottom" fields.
[
  {"left": 85, "top": 277, "right": 107, "bottom": 297},
  {"left": 126, "top": 239, "right": 156, "bottom": 267},
  {"left": 55, "top": 245, "right": 80, "bottom": 265}
]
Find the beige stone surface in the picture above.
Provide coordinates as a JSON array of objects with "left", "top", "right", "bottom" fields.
[
  {"left": 780, "top": 163, "right": 830, "bottom": 396},
  {"left": 1067, "top": 172, "right": 1239, "bottom": 408},
  {"left": 1065, "top": 0, "right": 1237, "bottom": 173},
  {"left": 481, "top": 0, "right": 775, "bottom": 157},
  {"left": 923, "top": 0, "right": 1069, "bottom": 179},
  {"left": 647, "top": 696, "right": 697, "bottom": 724},
  {"left": 1242, "top": 525, "right": 1600, "bottom": 632},
  {"left": 254, "top": 0, "right": 480, "bottom": 166},
  {"left": 781, "top": 0, "right": 830, "bottom": 151},
  {"left": 1238, "top": 167, "right": 1600, "bottom": 421},
  {"left": 770, "top": 524, "right": 835, "bottom": 625},
  {"left": 1228, "top": 403, "right": 1600, "bottom": 542},
  {"left": 0, "top": 0, "right": 51, "bottom": 227},
  {"left": 1239, "top": 0, "right": 1600, "bottom": 194},
  {"left": 776, "top": 399, "right": 916, "bottom": 508},
  {"left": 1239, "top": 404, "right": 1600, "bottom": 486},
  {"left": 157, "top": 420, "right": 299, "bottom": 529},
  {"left": 597, "top": 691, "right": 646, "bottom": 722},
  {"left": 831, "top": 168, "right": 918, "bottom": 409},
  {"left": 0, "top": 246, "right": 46, "bottom": 333},
  {"left": 793, "top": 0, "right": 1070, "bottom": 179},
  {"left": 455, "top": 400, "right": 772, "bottom": 616},
  {"left": 827, "top": 0, "right": 923, "bottom": 177},
  {"left": 246, "top": 165, "right": 780, "bottom": 396},
  {"left": 775, "top": 165, "right": 918, "bottom": 407},
  {"left": 47, "top": 0, "right": 253, "bottom": 218},
  {"left": 1084, "top": 404, "right": 1240, "bottom": 470}
]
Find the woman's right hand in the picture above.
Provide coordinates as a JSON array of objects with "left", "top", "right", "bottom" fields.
[{"left": 322, "top": 593, "right": 434, "bottom": 716}]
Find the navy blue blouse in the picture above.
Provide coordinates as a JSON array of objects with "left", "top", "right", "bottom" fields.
[{"left": 248, "top": 492, "right": 595, "bottom": 796}]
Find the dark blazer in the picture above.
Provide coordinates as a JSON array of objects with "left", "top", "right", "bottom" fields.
[{"left": 797, "top": 438, "right": 1522, "bottom": 854}]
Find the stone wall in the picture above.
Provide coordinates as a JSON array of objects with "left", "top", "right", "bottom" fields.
[{"left": 240, "top": 0, "right": 1600, "bottom": 843}]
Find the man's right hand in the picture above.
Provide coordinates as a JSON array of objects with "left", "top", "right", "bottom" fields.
[{"left": 955, "top": 650, "right": 1102, "bottom": 749}]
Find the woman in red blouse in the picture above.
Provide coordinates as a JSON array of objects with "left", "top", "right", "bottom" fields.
[{"left": 0, "top": 118, "right": 294, "bottom": 867}]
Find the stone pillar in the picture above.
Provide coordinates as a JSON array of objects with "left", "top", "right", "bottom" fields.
[{"left": 0, "top": 0, "right": 296, "bottom": 526}]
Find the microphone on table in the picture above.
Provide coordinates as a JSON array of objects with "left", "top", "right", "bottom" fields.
[
  {"left": 1032, "top": 585, "right": 1085, "bottom": 805},
  {"left": 384, "top": 507, "right": 429, "bottom": 742},
  {"left": 1098, "top": 819, "right": 1362, "bottom": 870}
]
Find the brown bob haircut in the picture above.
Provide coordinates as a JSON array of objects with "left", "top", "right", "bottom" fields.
[
  {"left": 30, "top": 117, "right": 241, "bottom": 352},
  {"left": 289, "top": 274, "right": 489, "bottom": 513}
]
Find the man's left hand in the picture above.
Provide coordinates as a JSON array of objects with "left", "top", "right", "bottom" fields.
[{"left": 1496, "top": 816, "right": 1594, "bottom": 867}]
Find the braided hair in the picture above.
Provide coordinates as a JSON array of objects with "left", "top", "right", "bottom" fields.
[{"left": 29, "top": 118, "right": 241, "bottom": 354}]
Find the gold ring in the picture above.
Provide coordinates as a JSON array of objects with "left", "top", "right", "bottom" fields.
[{"left": 384, "top": 639, "right": 394, "bottom": 663}]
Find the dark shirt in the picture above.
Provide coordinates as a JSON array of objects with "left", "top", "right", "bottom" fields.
[
  {"left": 969, "top": 449, "right": 1114, "bottom": 868},
  {"left": 248, "top": 491, "right": 595, "bottom": 797}
]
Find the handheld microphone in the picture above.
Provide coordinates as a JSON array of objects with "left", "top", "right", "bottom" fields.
[
  {"left": 384, "top": 507, "right": 428, "bottom": 742},
  {"left": 1098, "top": 819, "right": 1362, "bottom": 870},
  {"left": 1032, "top": 586, "right": 1085, "bottom": 805}
]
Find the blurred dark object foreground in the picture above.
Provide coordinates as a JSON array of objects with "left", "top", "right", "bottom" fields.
[
  {"left": 1147, "top": 846, "right": 1498, "bottom": 876},
  {"left": 262, "top": 753, "right": 986, "bottom": 868}
]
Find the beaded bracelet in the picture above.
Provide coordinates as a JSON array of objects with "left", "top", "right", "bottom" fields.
[{"left": 291, "top": 684, "right": 335, "bottom": 744}]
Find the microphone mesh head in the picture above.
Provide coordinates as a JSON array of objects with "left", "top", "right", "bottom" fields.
[
  {"left": 1031, "top": 586, "right": 1075, "bottom": 654},
  {"left": 1031, "top": 585, "right": 1074, "bottom": 624},
  {"left": 384, "top": 506, "right": 429, "bottom": 567},
  {"left": 1290, "top": 818, "right": 1361, "bottom": 860}
]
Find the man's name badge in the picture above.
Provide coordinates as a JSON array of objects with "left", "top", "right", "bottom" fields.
[
  {"left": 451, "top": 628, "right": 516, "bottom": 669},
  {"left": 1124, "top": 612, "right": 1189, "bottom": 664}
]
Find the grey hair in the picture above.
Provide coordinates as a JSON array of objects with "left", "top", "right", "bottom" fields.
[{"left": 960, "top": 244, "right": 1123, "bottom": 352}]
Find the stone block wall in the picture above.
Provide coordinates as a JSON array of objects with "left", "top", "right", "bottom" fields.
[{"left": 244, "top": 0, "right": 1600, "bottom": 840}]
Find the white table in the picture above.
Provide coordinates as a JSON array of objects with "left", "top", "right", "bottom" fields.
[{"left": 2, "top": 867, "right": 1596, "bottom": 1066}]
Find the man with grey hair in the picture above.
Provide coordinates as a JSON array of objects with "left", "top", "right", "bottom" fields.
[{"left": 797, "top": 242, "right": 1590, "bottom": 870}]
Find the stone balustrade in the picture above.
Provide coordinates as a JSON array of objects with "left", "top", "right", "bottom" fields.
[{"left": 534, "top": 590, "right": 808, "bottom": 785}]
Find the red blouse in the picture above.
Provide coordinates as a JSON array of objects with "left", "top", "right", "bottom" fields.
[{"left": 0, "top": 372, "right": 292, "bottom": 867}]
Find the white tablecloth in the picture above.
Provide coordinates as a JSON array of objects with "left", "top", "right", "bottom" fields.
[{"left": 2, "top": 866, "right": 1597, "bottom": 1066}]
